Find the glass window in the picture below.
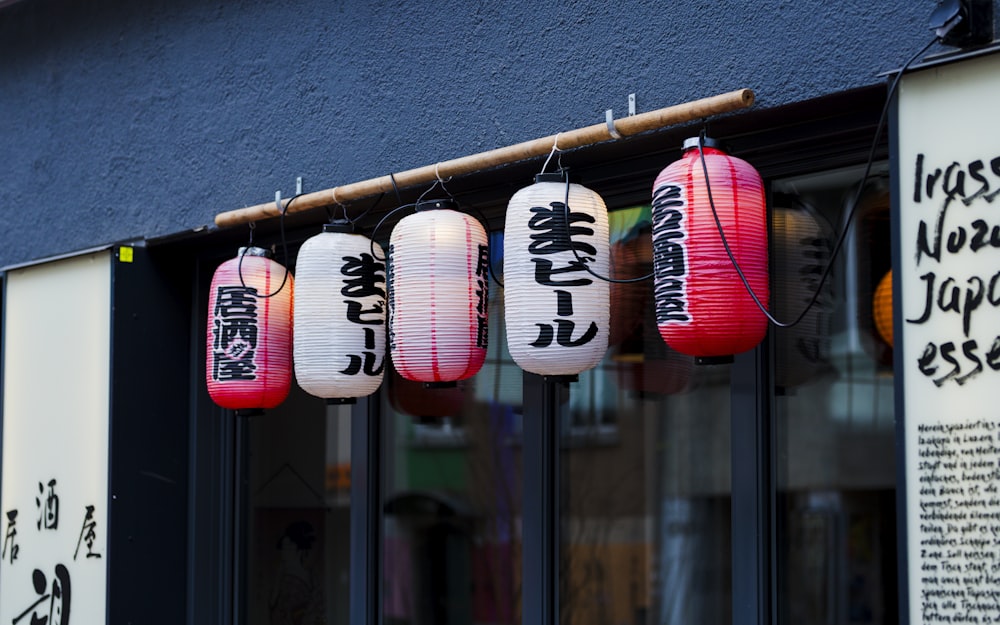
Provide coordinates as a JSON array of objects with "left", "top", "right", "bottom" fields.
[
  {"left": 771, "top": 165, "right": 898, "bottom": 625},
  {"left": 560, "top": 205, "right": 733, "bottom": 625},
  {"left": 381, "top": 231, "right": 523, "bottom": 625},
  {"left": 243, "top": 388, "right": 354, "bottom": 625}
]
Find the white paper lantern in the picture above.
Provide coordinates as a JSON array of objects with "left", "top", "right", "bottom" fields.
[
  {"left": 388, "top": 200, "right": 489, "bottom": 383},
  {"left": 294, "top": 223, "right": 386, "bottom": 401},
  {"left": 504, "top": 173, "right": 610, "bottom": 376}
]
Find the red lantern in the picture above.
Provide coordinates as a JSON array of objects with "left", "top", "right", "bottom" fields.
[
  {"left": 388, "top": 199, "right": 489, "bottom": 383},
  {"left": 388, "top": 370, "right": 465, "bottom": 424},
  {"left": 206, "top": 247, "right": 293, "bottom": 412},
  {"left": 651, "top": 137, "right": 768, "bottom": 360}
]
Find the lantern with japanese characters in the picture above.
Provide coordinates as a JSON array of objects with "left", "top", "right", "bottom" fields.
[
  {"left": 294, "top": 222, "right": 386, "bottom": 402},
  {"left": 652, "top": 137, "right": 768, "bottom": 360},
  {"left": 388, "top": 199, "right": 489, "bottom": 383},
  {"left": 206, "top": 247, "right": 293, "bottom": 412},
  {"left": 504, "top": 172, "right": 610, "bottom": 376}
]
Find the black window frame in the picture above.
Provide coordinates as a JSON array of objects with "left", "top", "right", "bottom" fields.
[{"left": 175, "top": 82, "right": 893, "bottom": 625}]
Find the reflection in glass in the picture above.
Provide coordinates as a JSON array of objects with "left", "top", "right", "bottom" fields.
[
  {"left": 561, "top": 205, "right": 732, "bottom": 625},
  {"left": 773, "top": 166, "right": 897, "bottom": 625},
  {"left": 382, "top": 231, "right": 522, "bottom": 625},
  {"left": 244, "top": 387, "right": 354, "bottom": 625}
]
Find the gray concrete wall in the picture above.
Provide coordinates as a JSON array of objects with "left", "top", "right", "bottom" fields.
[{"left": 0, "top": 0, "right": 978, "bottom": 267}]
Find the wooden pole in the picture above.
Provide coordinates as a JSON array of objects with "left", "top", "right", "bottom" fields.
[{"left": 214, "top": 88, "right": 755, "bottom": 229}]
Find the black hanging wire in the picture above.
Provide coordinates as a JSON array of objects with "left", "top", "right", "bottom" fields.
[
  {"left": 557, "top": 169, "right": 654, "bottom": 284},
  {"left": 699, "top": 34, "right": 941, "bottom": 329},
  {"left": 237, "top": 192, "right": 298, "bottom": 298},
  {"left": 348, "top": 191, "right": 386, "bottom": 226},
  {"left": 368, "top": 173, "right": 449, "bottom": 261},
  {"left": 368, "top": 173, "right": 415, "bottom": 261},
  {"left": 389, "top": 173, "right": 403, "bottom": 204}
]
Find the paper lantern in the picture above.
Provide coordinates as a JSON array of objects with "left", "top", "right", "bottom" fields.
[
  {"left": 504, "top": 173, "right": 610, "bottom": 376},
  {"left": 652, "top": 137, "right": 768, "bottom": 360},
  {"left": 873, "top": 269, "right": 893, "bottom": 348},
  {"left": 388, "top": 370, "right": 465, "bottom": 424},
  {"left": 388, "top": 199, "right": 489, "bottom": 383},
  {"left": 294, "top": 222, "right": 386, "bottom": 401},
  {"left": 206, "top": 247, "right": 293, "bottom": 412},
  {"left": 772, "top": 198, "right": 835, "bottom": 389},
  {"left": 854, "top": 179, "right": 893, "bottom": 366}
]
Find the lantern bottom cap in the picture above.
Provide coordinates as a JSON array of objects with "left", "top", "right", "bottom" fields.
[
  {"left": 325, "top": 397, "right": 358, "bottom": 405},
  {"left": 542, "top": 374, "right": 579, "bottom": 385},
  {"left": 423, "top": 380, "right": 458, "bottom": 389},
  {"left": 695, "top": 355, "right": 734, "bottom": 366},
  {"left": 235, "top": 408, "right": 265, "bottom": 417}
]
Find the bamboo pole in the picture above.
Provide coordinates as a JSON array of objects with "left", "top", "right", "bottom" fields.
[{"left": 214, "top": 88, "right": 755, "bottom": 229}]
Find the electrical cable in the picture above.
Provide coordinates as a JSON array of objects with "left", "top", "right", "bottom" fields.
[
  {"left": 237, "top": 193, "right": 297, "bottom": 297},
  {"left": 702, "top": 34, "right": 941, "bottom": 328}
]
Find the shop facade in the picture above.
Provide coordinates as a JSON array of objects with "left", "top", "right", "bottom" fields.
[{"left": 0, "top": 1, "right": 997, "bottom": 624}]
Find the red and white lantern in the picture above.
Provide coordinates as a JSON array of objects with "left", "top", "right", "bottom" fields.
[
  {"left": 206, "top": 247, "right": 293, "bottom": 412},
  {"left": 504, "top": 173, "right": 609, "bottom": 376},
  {"left": 652, "top": 137, "right": 768, "bottom": 360},
  {"left": 294, "top": 223, "right": 386, "bottom": 401},
  {"left": 388, "top": 199, "right": 489, "bottom": 383}
]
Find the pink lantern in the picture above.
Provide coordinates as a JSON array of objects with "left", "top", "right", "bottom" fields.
[
  {"left": 652, "top": 137, "right": 768, "bottom": 360},
  {"left": 388, "top": 199, "right": 489, "bottom": 383},
  {"left": 206, "top": 246, "right": 293, "bottom": 412}
]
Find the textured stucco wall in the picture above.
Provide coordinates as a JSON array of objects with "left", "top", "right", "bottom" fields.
[{"left": 0, "top": 0, "right": 983, "bottom": 267}]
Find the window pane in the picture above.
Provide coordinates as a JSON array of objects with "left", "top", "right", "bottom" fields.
[
  {"left": 244, "top": 388, "right": 354, "bottom": 625},
  {"left": 772, "top": 166, "right": 898, "bottom": 625},
  {"left": 381, "top": 231, "right": 523, "bottom": 625},
  {"left": 560, "top": 206, "right": 733, "bottom": 625}
]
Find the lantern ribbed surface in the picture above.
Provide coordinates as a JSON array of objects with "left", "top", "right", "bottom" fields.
[
  {"left": 873, "top": 269, "right": 893, "bottom": 348},
  {"left": 206, "top": 248, "right": 293, "bottom": 410},
  {"left": 388, "top": 205, "right": 489, "bottom": 383},
  {"left": 294, "top": 230, "right": 386, "bottom": 399},
  {"left": 504, "top": 179, "right": 610, "bottom": 375},
  {"left": 772, "top": 202, "right": 834, "bottom": 388},
  {"left": 652, "top": 141, "right": 768, "bottom": 358}
]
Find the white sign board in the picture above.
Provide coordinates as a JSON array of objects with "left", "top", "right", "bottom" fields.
[
  {"left": 0, "top": 251, "right": 111, "bottom": 625},
  {"left": 898, "top": 52, "right": 1000, "bottom": 625}
]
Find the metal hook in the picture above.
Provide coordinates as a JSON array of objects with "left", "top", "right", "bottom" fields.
[
  {"left": 275, "top": 190, "right": 288, "bottom": 216},
  {"left": 605, "top": 109, "right": 623, "bottom": 140}
]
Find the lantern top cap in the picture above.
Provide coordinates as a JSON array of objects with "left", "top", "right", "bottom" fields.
[
  {"left": 534, "top": 171, "right": 568, "bottom": 184},
  {"left": 682, "top": 136, "right": 722, "bottom": 151},
  {"left": 322, "top": 220, "right": 354, "bottom": 233},
  {"left": 415, "top": 198, "right": 458, "bottom": 212},
  {"left": 238, "top": 246, "right": 271, "bottom": 258}
]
